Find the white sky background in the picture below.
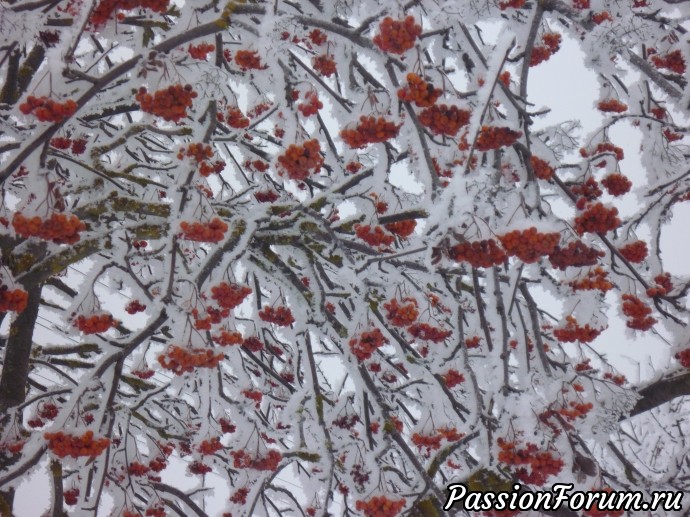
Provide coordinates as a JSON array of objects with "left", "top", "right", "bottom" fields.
[{"left": 9, "top": 13, "right": 690, "bottom": 517}]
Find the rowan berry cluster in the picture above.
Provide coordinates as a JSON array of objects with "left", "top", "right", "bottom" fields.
[
  {"left": 497, "top": 438, "right": 564, "bottom": 486},
  {"left": 198, "top": 437, "right": 223, "bottom": 455},
  {"left": 372, "top": 16, "right": 422, "bottom": 54},
  {"left": 571, "top": 178, "right": 602, "bottom": 202},
  {"left": 0, "top": 287, "right": 28, "bottom": 313},
  {"left": 340, "top": 116, "right": 401, "bottom": 148},
  {"left": 254, "top": 190, "right": 279, "bottom": 203},
  {"left": 63, "top": 488, "right": 79, "bottom": 505},
  {"left": 498, "top": 228, "right": 560, "bottom": 263},
  {"left": 646, "top": 273, "right": 673, "bottom": 297},
  {"left": 188, "top": 43, "right": 215, "bottom": 60},
  {"left": 384, "top": 297, "right": 419, "bottom": 326},
  {"left": 573, "top": 0, "right": 590, "bottom": 7},
  {"left": 258, "top": 306, "right": 295, "bottom": 326},
  {"left": 349, "top": 328, "right": 388, "bottom": 361},
  {"left": 442, "top": 369, "right": 465, "bottom": 387},
  {"left": 411, "top": 432, "right": 442, "bottom": 454},
  {"left": 230, "top": 449, "right": 282, "bottom": 470},
  {"left": 90, "top": 0, "right": 170, "bottom": 26},
  {"left": 234, "top": 50, "right": 267, "bottom": 70},
  {"left": 220, "top": 418, "right": 236, "bottom": 434},
  {"left": 180, "top": 218, "right": 228, "bottom": 243},
  {"left": 135, "top": 85, "right": 197, "bottom": 122},
  {"left": 558, "top": 401, "right": 594, "bottom": 421},
  {"left": 651, "top": 50, "right": 686, "bottom": 74},
  {"left": 158, "top": 345, "right": 224, "bottom": 375},
  {"left": 308, "top": 29, "right": 327, "bottom": 45},
  {"left": 125, "top": 300, "right": 147, "bottom": 314},
  {"left": 144, "top": 505, "right": 166, "bottom": 517},
  {"left": 312, "top": 54, "right": 337, "bottom": 77},
  {"left": 298, "top": 92, "right": 323, "bottom": 117},
  {"left": 277, "top": 139, "right": 324, "bottom": 180},
  {"left": 531, "top": 156, "right": 554, "bottom": 180},
  {"left": 465, "top": 336, "right": 481, "bottom": 348},
  {"left": 397, "top": 73, "right": 442, "bottom": 107},
  {"left": 583, "top": 490, "right": 625, "bottom": 517},
  {"left": 548, "top": 241, "right": 604, "bottom": 270},
  {"left": 355, "top": 496, "right": 405, "bottom": 517},
  {"left": 50, "top": 137, "right": 87, "bottom": 155},
  {"left": 618, "top": 241, "right": 647, "bottom": 263},
  {"left": 601, "top": 173, "right": 632, "bottom": 196},
  {"left": 219, "top": 107, "right": 250, "bottom": 128},
  {"left": 573, "top": 203, "right": 620, "bottom": 235},
  {"left": 553, "top": 316, "right": 602, "bottom": 343},
  {"left": 128, "top": 461, "right": 150, "bottom": 476},
  {"left": 675, "top": 349, "right": 690, "bottom": 368},
  {"left": 602, "top": 372, "right": 626, "bottom": 386},
  {"left": 132, "top": 369, "right": 155, "bottom": 379},
  {"left": 19, "top": 96, "right": 77, "bottom": 123},
  {"left": 529, "top": 33, "right": 561, "bottom": 66},
  {"left": 230, "top": 487, "right": 250, "bottom": 504},
  {"left": 189, "top": 461, "right": 212, "bottom": 475},
  {"left": 597, "top": 99, "right": 627, "bottom": 113},
  {"left": 354, "top": 224, "right": 395, "bottom": 247},
  {"left": 213, "top": 330, "right": 243, "bottom": 346},
  {"left": 177, "top": 143, "right": 225, "bottom": 177},
  {"left": 621, "top": 294, "right": 656, "bottom": 331},
  {"left": 13, "top": 213, "right": 86, "bottom": 244},
  {"left": 449, "top": 239, "right": 507, "bottom": 268},
  {"left": 242, "top": 336, "right": 264, "bottom": 352},
  {"left": 569, "top": 267, "right": 613, "bottom": 292},
  {"left": 45, "top": 431, "right": 110, "bottom": 458},
  {"left": 663, "top": 128, "right": 683, "bottom": 142},
  {"left": 419, "top": 104, "right": 471, "bottom": 136},
  {"left": 407, "top": 322, "right": 451, "bottom": 343},
  {"left": 74, "top": 313, "right": 118, "bottom": 334},
  {"left": 581, "top": 142, "right": 624, "bottom": 161},
  {"left": 475, "top": 126, "right": 522, "bottom": 151},
  {"left": 499, "top": 0, "right": 526, "bottom": 9},
  {"left": 384, "top": 220, "right": 416, "bottom": 238}
]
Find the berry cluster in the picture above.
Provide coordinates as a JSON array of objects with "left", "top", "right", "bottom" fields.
[
  {"left": 465, "top": 336, "right": 481, "bottom": 348},
  {"left": 188, "top": 461, "right": 212, "bottom": 475},
  {"left": 219, "top": 418, "right": 236, "bottom": 434},
  {"left": 621, "top": 294, "right": 656, "bottom": 331},
  {"left": 499, "top": 0, "right": 526, "bottom": 9},
  {"left": 449, "top": 239, "right": 507, "bottom": 268},
  {"left": 618, "top": 241, "right": 647, "bottom": 263},
  {"left": 277, "top": 139, "right": 324, "bottom": 180},
  {"left": 13, "top": 213, "right": 86, "bottom": 244},
  {"left": 407, "top": 322, "right": 451, "bottom": 343},
  {"left": 298, "top": 91, "right": 323, "bottom": 117},
  {"left": 180, "top": 218, "right": 228, "bottom": 243},
  {"left": 397, "top": 73, "right": 442, "bottom": 107},
  {"left": 497, "top": 438, "right": 564, "bottom": 486},
  {"left": 234, "top": 50, "right": 267, "bottom": 70},
  {"left": 132, "top": 369, "right": 155, "bottom": 379},
  {"left": 573, "top": 203, "right": 620, "bottom": 235},
  {"left": 158, "top": 345, "right": 224, "bottom": 375},
  {"left": 188, "top": 43, "right": 215, "bottom": 60},
  {"left": 242, "top": 336, "right": 264, "bottom": 352},
  {"left": 571, "top": 178, "right": 602, "bottom": 202},
  {"left": 558, "top": 401, "right": 594, "bottom": 421},
  {"left": 569, "top": 267, "right": 613, "bottom": 292},
  {"left": 646, "top": 273, "right": 673, "bottom": 297},
  {"left": 601, "top": 173, "right": 632, "bottom": 196},
  {"left": 128, "top": 461, "right": 150, "bottom": 476},
  {"left": 312, "top": 54, "right": 337, "bottom": 77},
  {"left": 19, "top": 96, "right": 77, "bottom": 123},
  {"left": 475, "top": 126, "right": 522, "bottom": 151},
  {"left": 74, "top": 313, "right": 118, "bottom": 334},
  {"left": 213, "top": 330, "right": 244, "bottom": 346},
  {"left": 384, "top": 220, "right": 416, "bottom": 238},
  {"left": 177, "top": 143, "right": 225, "bottom": 177},
  {"left": 219, "top": 107, "right": 250, "bottom": 128},
  {"left": 583, "top": 489, "right": 625, "bottom": 517},
  {"left": 531, "top": 156, "right": 554, "bottom": 180},
  {"left": 419, "top": 104, "right": 471, "bottom": 136},
  {"left": 529, "top": 33, "right": 561, "bottom": 67},
  {"left": 675, "top": 349, "right": 690, "bottom": 368},
  {"left": 0, "top": 287, "right": 28, "bottom": 313},
  {"left": 573, "top": 0, "right": 590, "bottom": 7},
  {"left": 254, "top": 190, "right": 279, "bottom": 203},
  {"left": 356, "top": 496, "right": 405, "bottom": 517},
  {"left": 230, "top": 487, "right": 249, "bottom": 504},
  {"left": 663, "top": 128, "right": 683, "bottom": 142},
  {"left": 135, "top": 85, "right": 197, "bottom": 122},
  {"left": 548, "top": 241, "right": 604, "bottom": 270},
  {"left": 45, "top": 431, "right": 110, "bottom": 458},
  {"left": 597, "top": 99, "right": 627, "bottom": 113},
  {"left": 90, "top": 0, "right": 170, "bottom": 26},
  {"left": 308, "top": 29, "right": 328, "bottom": 45},
  {"left": 258, "top": 306, "right": 295, "bottom": 326},
  {"left": 498, "top": 228, "right": 560, "bottom": 263},
  {"left": 651, "top": 50, "right": 686, "bottom": 74},
  {"left": 411, "top": 427, "right": 463, "bottom": 456},
  {"left": 50, "top": 137, "right": 87, "bottom": 155},
  {"left": 553, "top": 316, "right": 602, "bottom": 343},
  {"left": 125, "top": 300, "right": 147, "bottom": 314},
  {"left": 198, "top": 437, "right": 223, "bottom": 455},
  {"left": 354, "top": 224, "right": 395, "bottom": 247},
  {"left": 230, "top": 449, "right": 282, "bottom": 471},
  {"left": 442, "top": 369, "right": 465, "bottom": 387},
  {"left": 581, "top": 142, "right": 624, "bottom": 161},
  {"left": 63, "top": 488, "right": 79, "bottom": 505},
  {"left": 384, "top": 297, "right": 419, "bottom": 327},
  {"left": 349, "top": 328, "right": 388, "bottom": 361},
  {"left": 372, "top": 16, "right": 422, "bottom": 54},
  {"left": 340, "top": 116, "right": 401, "bottom": 148}
]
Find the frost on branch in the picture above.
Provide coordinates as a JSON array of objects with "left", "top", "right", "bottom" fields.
[{"left": 1, "top": 0, "right": 690, "bottom": 516}]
